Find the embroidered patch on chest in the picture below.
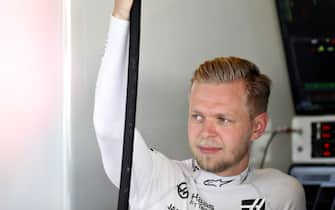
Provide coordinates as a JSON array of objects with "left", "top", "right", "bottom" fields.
[
  {"left": 177, "top": 182, "right": 189, "bottom": 199},
  {"left": 241, "top": 199, "right": 265, "bottom": 210},
  {"left": 203, "top": 179, "right": 233, "bottom": 187}
]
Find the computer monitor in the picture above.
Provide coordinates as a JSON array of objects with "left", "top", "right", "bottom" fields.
[{"left": 276, "top": 0, "right": 335, "bottom": 115}]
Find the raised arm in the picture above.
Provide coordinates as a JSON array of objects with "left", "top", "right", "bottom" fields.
[
  {"left": 93, "top": 0, "right": 153, "bottom": 195},
  {"left": 113, "top": 0, "right": 133, "bottom": 20}
]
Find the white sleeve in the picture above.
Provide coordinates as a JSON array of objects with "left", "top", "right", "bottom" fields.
[{"left": 93, "top": 16, "right": 153, "bottom": 196}]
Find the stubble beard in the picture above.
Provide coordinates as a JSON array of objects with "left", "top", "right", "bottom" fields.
[{"left": 192, "top": 138, "right": 250, "bottom": 174}]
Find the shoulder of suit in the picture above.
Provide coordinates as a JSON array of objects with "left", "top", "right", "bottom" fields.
[
  {"left": 248, "top": 168, "right": 305, "bottom": 198},
  {"left": 148, "top": 149, "right": 193, "bottom": 175}
]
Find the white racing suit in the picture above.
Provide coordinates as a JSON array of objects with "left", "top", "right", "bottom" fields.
[{"left": 93, "top": 16, "right": 306, "bottom": 210}]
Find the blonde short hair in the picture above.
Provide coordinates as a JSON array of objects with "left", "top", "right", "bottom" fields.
[{"left": 191, "top": 57, "right": 271, "bottom": 117}]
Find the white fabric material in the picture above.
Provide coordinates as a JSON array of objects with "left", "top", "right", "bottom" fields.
[{"left": 94, "top": 16, "right": 306, "bottom": 210}]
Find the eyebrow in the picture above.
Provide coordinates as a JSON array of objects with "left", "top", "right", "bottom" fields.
[
  {"left": 190, "top": 109, "right": 233, "bottom": 118},
  {"left": 190, "top": 110, "right": 201, "bottom": 114}
]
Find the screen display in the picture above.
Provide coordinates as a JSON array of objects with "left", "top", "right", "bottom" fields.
[
  {"left": 312, "top": 121, "right": 335, "bottom": 157},
  {"left": 290, "top": 36, "right": 335, "bottom": 113},
  {"left": 279, "top": 0, "right": 335, "bottom": 35},
  {"left": 276, "top": 0, "right": 335, "bottom": 114}
]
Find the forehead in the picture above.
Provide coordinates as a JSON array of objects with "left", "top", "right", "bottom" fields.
[{"left": 189, "top": 81, "right": 249, "bottom": 114}]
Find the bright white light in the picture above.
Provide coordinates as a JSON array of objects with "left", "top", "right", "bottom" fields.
[
  {"left": 62, "top": 0, "right": 72, "bottom": 209},
  {"left": 0, "top": 0, "right": 65, "bottom": 209},
  {"left": 0, "top": 0, "right": 62, "bottom": 170}
]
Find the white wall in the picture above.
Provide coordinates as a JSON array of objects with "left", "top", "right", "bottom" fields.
[{"left": 70, "top": 0, "right": 295, "bottom": 209}]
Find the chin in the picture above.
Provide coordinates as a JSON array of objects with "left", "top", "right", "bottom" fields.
[{"left": 196, "top": 155, "right": 229, "bottom": 174}]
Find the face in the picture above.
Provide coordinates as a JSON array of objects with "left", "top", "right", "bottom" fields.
[{"left": 188, "top": 80, "right": 268, "bottom": 176}]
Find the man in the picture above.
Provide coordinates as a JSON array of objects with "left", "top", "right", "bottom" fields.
[{"left": 94, "top": 0, "right": 306, "bottom": 209}]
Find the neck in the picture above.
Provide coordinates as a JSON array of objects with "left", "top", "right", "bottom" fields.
[{"left": 215, "top": 153, "right": 250, "bottom": 177}]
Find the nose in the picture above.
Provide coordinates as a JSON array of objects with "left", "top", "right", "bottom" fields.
[{"left": 201, "top": 119, "right": 217, "bottom": 138}]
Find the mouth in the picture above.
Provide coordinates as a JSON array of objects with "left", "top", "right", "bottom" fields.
[{"left": 198, "top": 146, "right": 222, "bottom": 154}]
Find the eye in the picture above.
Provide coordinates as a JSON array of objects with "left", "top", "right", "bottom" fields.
[
  {"left": 191, "top": 114, "right": 203, "bottom": 123},
  {"left": 217, "top": 117, "right": 231, "bottom": 125}
]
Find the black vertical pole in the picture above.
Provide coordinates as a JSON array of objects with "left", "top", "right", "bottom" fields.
[{"left": 117, "top": 0, "right": 142, "bottom": 210}]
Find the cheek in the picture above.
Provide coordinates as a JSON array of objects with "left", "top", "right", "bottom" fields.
[
  {"left": 188, "top": 122, "right": 200, "bottom": 142},
  {"left": 217, "top": 127, "right": 249, "bottom": 146}
]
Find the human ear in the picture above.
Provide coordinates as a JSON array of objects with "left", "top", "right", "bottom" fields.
[{"left": 250, "top": 112, "right": 269, "bottom": 141}]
